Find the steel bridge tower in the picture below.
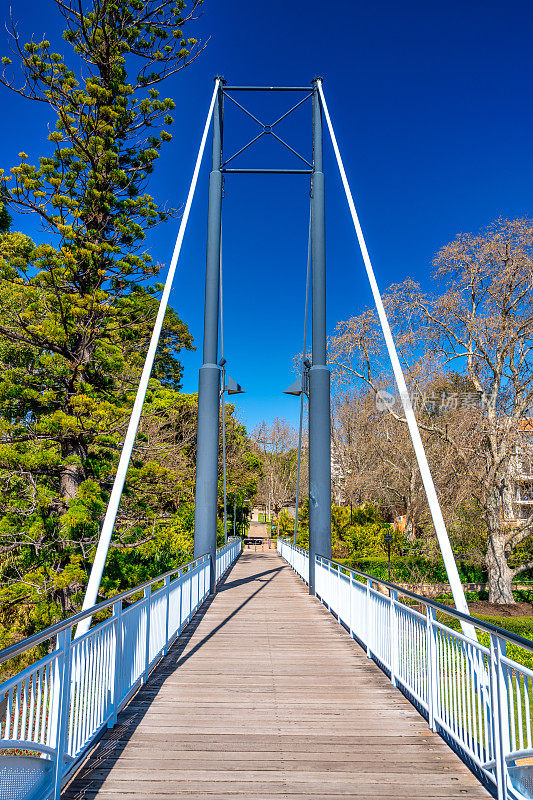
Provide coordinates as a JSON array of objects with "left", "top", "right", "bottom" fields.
[{"left": 194, "top": 79, "right": 331, "bottom": 594}]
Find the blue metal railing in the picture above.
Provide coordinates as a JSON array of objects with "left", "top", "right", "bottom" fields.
[{"left": 0, "top": 537, "right": 241, "bottom": 799}]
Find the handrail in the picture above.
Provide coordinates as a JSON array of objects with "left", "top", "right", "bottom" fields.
[
  {"left": 280, "top": 538, "right": 533, "bottom": 653},
  {"left": 321, "top": 553, "right": 533, "bottom": 653},
  {"left": 277, "top": 537, "right": 533, "bottom": 800},
  {"left": 0, "top": 554, "right": 209, "bottom": 665},
  {"left": 216, "top": 537, "right": 241, "bottom": 581},
  {"left": 0, "top": 537, "right": 242, "bottom": 665},
  {"left": 0, "top": 536, "right": 242, "bottom": 800}
]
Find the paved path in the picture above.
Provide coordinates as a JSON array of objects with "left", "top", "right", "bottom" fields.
[
  {"left": 64, "top": 550, "right": 490, "bottom": 799},
  {"left": 247, "top": 521, "right": 269, "bottom": 539}
]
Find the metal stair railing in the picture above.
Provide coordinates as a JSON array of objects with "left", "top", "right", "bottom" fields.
[
  {"left": 277, "top": 537, "right": 533, "bottom": 800},
  {"left": 0, "top": 537, "right": 241, "bottom": 800}
]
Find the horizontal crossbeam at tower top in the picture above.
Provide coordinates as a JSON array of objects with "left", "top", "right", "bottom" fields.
[
  {"left": 222, "top": 85, "right": 314, "bottom": 91},
  {"left": 219, "top": 81, "right": 314, "bottom": 174}
]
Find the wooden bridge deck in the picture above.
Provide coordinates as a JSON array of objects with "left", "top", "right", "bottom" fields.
[{"left": 64, "top": 549, "right": 490, "bottom": 799}]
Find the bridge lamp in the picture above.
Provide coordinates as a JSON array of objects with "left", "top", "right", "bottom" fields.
[
  {"left": 283, "top": 358, "right": 311, "bottom": 398},
  {"left": 224, "top": 375, "right": 245, "bottom": 395}
]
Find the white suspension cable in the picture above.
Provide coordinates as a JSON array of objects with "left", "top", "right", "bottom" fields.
[
  {"left": 76, "top": 80, "right": 221, "bottom": 637},
  {"left": 317, "top": 81, "right": 476, "bottom": 640}
]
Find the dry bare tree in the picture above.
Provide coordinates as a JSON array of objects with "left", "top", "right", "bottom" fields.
[
  {"left": 332, "top": 382, "right": 481, "bottom": 543},
  {"left": 331, "top": 218, "right": 533, "bottom": 603},
  {"left": 251, "top": 418, "right": 299, "bottom": 515}
]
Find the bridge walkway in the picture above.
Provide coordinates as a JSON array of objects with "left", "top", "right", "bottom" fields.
[{"left": 63, "top": 550, "right": 490, "bottom": 799}]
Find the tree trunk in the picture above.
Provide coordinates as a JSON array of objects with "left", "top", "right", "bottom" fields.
[
  {"left": 59, "top": 343, "right": 92, "bottom": 504},
  {"left": 486, "top": 487, "right": 514, "bottom": 603},
  {"left": 59, "top": 437, "right": 86, "bottom": 502},
  {"left": 404, "top": 470, "right": 418, "bottom": 542},
  {"left": 404, "top": 513, "right": 416, "bottom": 542}
]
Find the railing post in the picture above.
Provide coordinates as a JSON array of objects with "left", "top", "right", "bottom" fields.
[
  {"left": 426, "top": 606, "right": 438, "bottom": 731},
  {"left": 490, "top": 633, "right": 510, "bottom": 800},
  {"left": 52, "top": 627, "right": 72, "bottom": 800},
  {"left": 337, "top": 564, "right": 341, "bottom": 624},
  {"left": 390, "top": 589, "right": 398, "bottom": 687},
  {"left": 189, "top": 563, "right": 194, "bottom": 620},
  {"left": 163, "top": 576, "right": 171, "bottom": 655},
  {"left": 177, "top": 569, "right": 183, "bottom": 634},
  {"left": 111, "top": 600, "right": 123, "bottom": 726},
  {"left": 143, "top": 585, "right": 151, "bottom": 682},
  {"left": 366, "top": 578, "right": 373, "bottom": 659}
]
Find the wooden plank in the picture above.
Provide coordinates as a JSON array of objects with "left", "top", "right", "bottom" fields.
[{"left": 64, "top": 550, "right": 491, "bottom": 799}]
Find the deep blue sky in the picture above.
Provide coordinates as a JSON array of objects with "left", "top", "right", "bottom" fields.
[{"left": 2, "top": 0, "right": 533, "bottom": 431}]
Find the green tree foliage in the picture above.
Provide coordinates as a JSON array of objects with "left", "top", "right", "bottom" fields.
[
  {"left": 0, "top": 187, "right": 11, "bottom": 232},
  {"left": 0, "top": 267, "right": 199, "bottom": 644},
  {"left": 332, "top": 503, "right": 396, "bottom": 560},
  {"left": 276, "top": 509, "right": 294, "bottom": 538},
  {"left": 295, "top": 500, "right": 309, "bottom": 548},
  {"left": 0, "top": 0, "right": 209, "bottom": 643},
  {"left": 220, "top": 404, "right": 262, "bottom": 521},
  {"left": 294, "top": 502, "right": 399, "bottom": 557}
]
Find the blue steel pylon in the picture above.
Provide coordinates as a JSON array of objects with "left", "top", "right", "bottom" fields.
[{"left": 193, "top": 78, "right": 331, "bottom": 594}]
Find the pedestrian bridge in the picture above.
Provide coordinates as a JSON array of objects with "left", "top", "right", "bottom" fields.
[{"left": 3, "top": 540, "right": 533, "bottom": 800}]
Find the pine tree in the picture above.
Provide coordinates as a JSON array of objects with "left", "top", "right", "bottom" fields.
[{"left": 0, "top": 0, "right": 204, "bottom": 637}]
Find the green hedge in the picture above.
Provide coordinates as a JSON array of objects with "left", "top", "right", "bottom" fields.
[
  {"left": 474, "top": 615, "right": 533, "bottom": 640},
  {"left": 444, "top": 614, "right": 533, "bottom": 671},
  {"left": 348, "top": 556, "right": 487, "bottom": 584}
]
